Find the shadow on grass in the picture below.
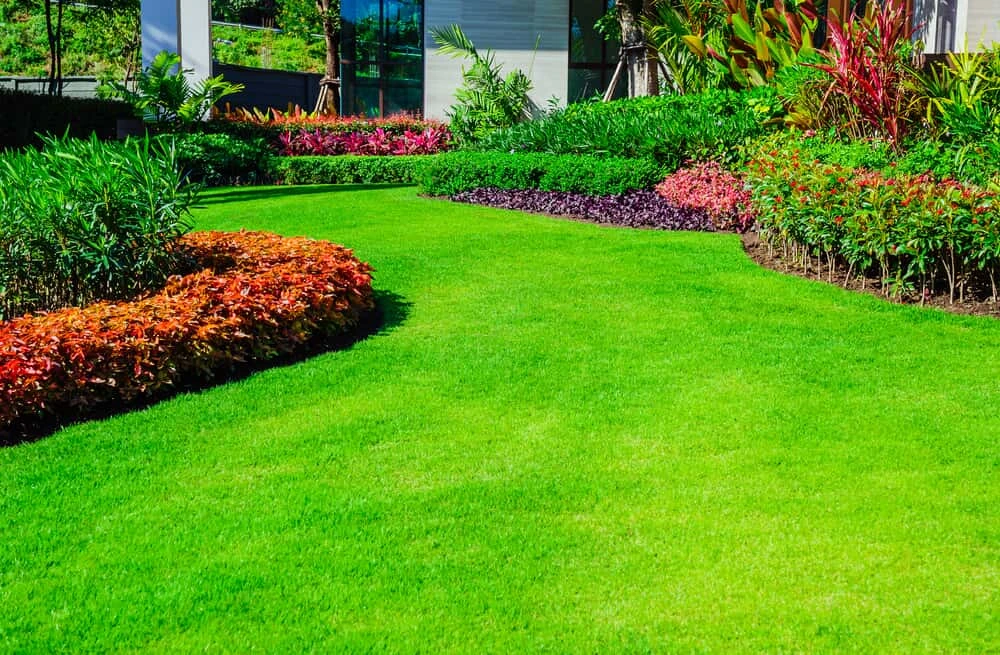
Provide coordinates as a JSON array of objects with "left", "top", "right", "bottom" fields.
[
  {"left": 196, "top": 183, "right": 416, "bottom": 207},
  {"left": 0, "top": 289, "right": 412, "bottom": 448}
]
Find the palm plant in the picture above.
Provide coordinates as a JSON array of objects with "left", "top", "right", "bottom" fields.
[
  {"left": 430, "top": 25, "right": 533, "bottom": 143},
  {"left": 912, "top": 42, "right": 1000, "bottom": 141},
  {"left": 103, "top": 51, "right": 244, "bottom": 130},
  {"left": 645, "top": 0, "right": 729, "bottom": 93}
]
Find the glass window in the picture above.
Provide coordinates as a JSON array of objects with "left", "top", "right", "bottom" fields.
[
  {"left": 341, "top": 0, "right": 424, "bottom": 116},
  {"left": 568, "top": 0, "right": 622, "bottom": 103}
]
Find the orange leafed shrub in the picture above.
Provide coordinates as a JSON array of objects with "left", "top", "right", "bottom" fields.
[{"left": 0, "top": 231, "right": 375, "bottom": 433}]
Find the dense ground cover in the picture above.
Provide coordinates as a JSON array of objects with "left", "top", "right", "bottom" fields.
[{"left": 2, "top": 186, "right": 998, "bottom": 652}]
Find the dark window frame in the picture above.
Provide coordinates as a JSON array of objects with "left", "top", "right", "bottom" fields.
[{"left": 341, "top": 0, "right": 425, "bottom": 117}]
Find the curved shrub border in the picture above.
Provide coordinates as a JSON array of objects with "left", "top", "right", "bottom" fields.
[{"left": 0, "top": 231, "right": 374, "bottom": 439}]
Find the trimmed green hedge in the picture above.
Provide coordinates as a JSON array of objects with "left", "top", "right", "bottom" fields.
[
  {"left": 270, "top": 155, "right": 431, "bottom": 185},
  {"left": 0, "top": 90, "right": 133, "bottom": 150},
  {"left": 165, "top": 132, "right": 275, "bottom": 187},
  {"left": 418, "top": 152, "right": 664, "bottom": 197}
]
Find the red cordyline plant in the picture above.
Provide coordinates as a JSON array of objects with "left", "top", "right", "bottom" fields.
[{"left": 814, "top": 0, "right": 914, "bottom": 144}]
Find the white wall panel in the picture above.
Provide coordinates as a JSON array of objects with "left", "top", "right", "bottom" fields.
[{"left": 424, "top": 0, "right": 569, "bottom": 120}]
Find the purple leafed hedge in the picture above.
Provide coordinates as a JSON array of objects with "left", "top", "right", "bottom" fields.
[{"left": 451, "top": 188, "right": 716, "bottom": 231}]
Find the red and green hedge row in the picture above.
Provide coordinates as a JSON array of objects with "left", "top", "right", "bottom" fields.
[{"left": 0, "top": 230, "right": 375, "bottom": 434}]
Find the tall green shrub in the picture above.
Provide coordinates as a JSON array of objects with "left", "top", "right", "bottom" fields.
[{"left": 0, "top": 135, "right": 198, "bottom": 319}]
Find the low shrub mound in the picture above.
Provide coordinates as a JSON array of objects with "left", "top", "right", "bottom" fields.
[
  {"left": 656, "top": 162, "right": 756, "bottom": 232},
  {"left": 420, "top": 152, "right": 664, "bottom": 197},
  {"left": 0, "top": 230, "right": 375, "bottom": 437},
  {"left": 470, "top": 89, "right": 778, "bottom": 170},
  {"left": 451, "top": 188, "right": 716, "bottom": 232},
  {"left": 270, "top": 155, "right": 430, "bottom": 185}
]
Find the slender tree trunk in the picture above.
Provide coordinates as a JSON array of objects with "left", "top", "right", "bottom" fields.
[
  {"left": 643, "top": 0, "right": 659, "bottom": 96},
  {"left": 618, "top": 0, "right": 659, "bottom": 98},
  {"left": 44, "top": 0, "right": 56, "bottom": 95},
  {"left": 618, "top": 0, "right": 649, "bottom": 97},
  {"left": 55, "top": 0, "right": 64, "bottom": 95},
  {"left": 315, "top": 0, "right": 341, "bottom": 115}
]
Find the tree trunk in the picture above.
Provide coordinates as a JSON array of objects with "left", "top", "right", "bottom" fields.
[
  {"left": 618, "top": 0, "right": 658, "bottom": 97},
  {"left": 315, "top": 0, "right": 341, "bottom": 115},
  {"left": 44, "top": 0, "right": 56, "bottom": 95},
  {"left": 643, "top": 0, "right": 659, "bottom": 96}
]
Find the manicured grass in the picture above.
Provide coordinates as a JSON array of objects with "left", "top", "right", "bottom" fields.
[{"left": 2, "top": 184, "right": 999, "bottom": 652}]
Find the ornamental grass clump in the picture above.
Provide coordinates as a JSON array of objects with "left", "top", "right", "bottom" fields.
[
  {"left": 0, "top": 135, "right": 197, "bottom": 321},
  {"left": 656, "top": 162, "right": 756, "bottom": 231}
]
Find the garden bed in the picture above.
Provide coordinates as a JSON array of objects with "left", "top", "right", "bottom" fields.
[
  {"left": 0, "top": 230, "right": 375, "bottom": 442},
  {"left": 742, "top": 232, "right": 1000, "bottom": 318}
]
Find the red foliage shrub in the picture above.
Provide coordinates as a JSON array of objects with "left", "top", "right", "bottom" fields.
[
  {"left": 0, "top": 231, "right": 374, "bottom": 434},
  {"left": 656, "top": 162, "right": 756, "bottom": 231},
  {"left": 277, "top": 125, "right": 451, "bottom": 157},
  {"left": 216, "top": 105, "right": 445, "bottom": 136}
]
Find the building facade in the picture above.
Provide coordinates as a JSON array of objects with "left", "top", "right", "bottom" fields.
[
  {"left": 340, "top": 0, "right": 618, "bottom": 119},
  {"left": 142, "top": 0, "right": 1000, "bottom": 118}
]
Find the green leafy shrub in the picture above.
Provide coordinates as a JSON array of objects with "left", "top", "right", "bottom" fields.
[
  {"left": 165, "top": 132, "right": 275, "bottom": 186},
  {"left": 744, "top": 130, "right": 1000, "bottom": 185},
  {"left": 744, "top": 131, "right": 895, "bottom": 171},
  {"left": 473, "top": 89, "right": 776, "bottom": 170},
  {"left": 419, "top": 152, "right": 663, "bottom": 197},
  {"left": 896, "top": 140, "right": 1000, "bottom": 187},
  {"left": 271, "top": 155, "right": 432, "bottom": 185},
  {"left": 0, "top": 135, "right": 197, "bottom": 320},
  {"left": 0, "top": 89, "right": 133, "bottom": 150},
  {"left": 745, "top": 146, "right": 1000, "bottom": 302},
  {"left": 913, "top": 44, "right": 1000, "bottom": 142},
  {"left": 0, "top": 230, "right": 375, "bottom": 435}
]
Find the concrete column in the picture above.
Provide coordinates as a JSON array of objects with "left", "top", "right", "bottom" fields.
[{"left": 141, "top": 0, "right": 213, "bottom": 80}]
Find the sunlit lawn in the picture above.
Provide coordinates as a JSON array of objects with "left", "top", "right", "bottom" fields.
[{"left": 2, "top": 185, "right": 998, "bottom": 652}]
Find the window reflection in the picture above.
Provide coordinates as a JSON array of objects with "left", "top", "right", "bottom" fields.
[
  {"left": 569, "top": 0, "right": 621, "bottom": 103},
  {"left": 342, "top": 0, "right": 424, "bottom": 116}
]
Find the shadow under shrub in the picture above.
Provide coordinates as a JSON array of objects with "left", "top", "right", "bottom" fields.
[
  {"left": 0, "top": 90, "right": 133, "bottom": 150},
  {"left": 165, "top": 132, "right": 275, "bottom": 186},
  {"left": 0, "top": 230, "right": 375, "bottom": 438}
]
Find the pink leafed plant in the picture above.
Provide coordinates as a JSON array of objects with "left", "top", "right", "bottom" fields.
[
  {"left": 277, "top": 124, "right": 452, "bottom": 157},
  {"left": 656, "top": 162, "right": 756, "bottom": 232}
]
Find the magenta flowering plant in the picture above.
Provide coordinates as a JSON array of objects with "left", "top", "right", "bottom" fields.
[
  {"left": 655, "top": 162, "right": 756, "bottom": 232},
  {"left": 277, "top": 125, "right": 452, "bottom": 157}
]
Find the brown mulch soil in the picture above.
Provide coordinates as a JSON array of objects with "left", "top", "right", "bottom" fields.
[{"left": 741, "top": 232, "right": 1000, "bottom": 319}]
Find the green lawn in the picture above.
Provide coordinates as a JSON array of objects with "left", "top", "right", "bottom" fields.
[{"left": 2, "top": 185, "right": 999, "bottom": 653}]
